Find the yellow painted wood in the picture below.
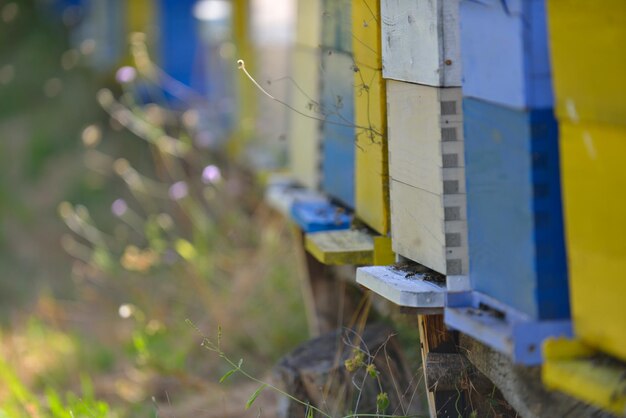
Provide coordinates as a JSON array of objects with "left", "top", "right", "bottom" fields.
[
  {"left": 560, "top": 123, "right": 626, "bottom": 361},
  {"left": 305, "top": 230, "right": 375, "bottom": 265},
  {"left": 353, "top": 0, "right": 390, "bottom": 235},
  {"left": 373, "top": 236, "right": 395, "bottom": 265},
  {"left": 547, "top": 0, "right": 626, "bottom": 125},
  {"left": 543, "top": 338, "right": 626, "bottom": 415},
  {"left": 127, "top": 0, "right": 153, "bottom": 34},
  {"left": 228, "top": 0, "right": 255, "bottom": 158},
  {"left": 288, "top": 0, "right": 322, "bottom": 190}
]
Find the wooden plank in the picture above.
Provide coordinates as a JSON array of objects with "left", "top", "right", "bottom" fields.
[
  {"left": 381, "top": 0, "right": 461, "bottom": 86},
  {"left": 547, "top": 0, "right": 626, "bottom": 126},
  {"left": 353, "top": 0, "right": 390, "bottom": 235},
  {"left": 446, "top": 289, "right": 573, "bottom": 365},
  {"left": 464, "top": 98, "right": 568, "bottom": 320},
  {"left": 390, "top": 180, "right": 468, "bottom": 276},
  {"left": 356, "top": 265, "right": 446, "bottom": 309},
  {"left": 320, "top": 50, "right": 356, "bottom": 208},
  {"left": 305, "top": 230, "right": 395, "bottom": 266},
  {"left": 559, "top": 123, "right": 626, "bottom": 360},
  {"left": 459, "top": 0, "right": 553, "bottom": 109},
  {"left": 387, "top": 81, "right": 463, "bottom": 195},
  {"left": 305, "top": 230, "right": 375, "bottom": 265},
  {"left": 543, "top": 338, "right": 626, "bottom": 416}
]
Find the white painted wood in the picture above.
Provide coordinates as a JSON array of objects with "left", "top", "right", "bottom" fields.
[
  {"left": 389, "top": 180, "right": 469, "bottom": 276},
  {"left": 387, "top": 81, "right": 463, "bottom": 195},
  {"left": 387, "top": 81, "right": 466, "bottom": 198},
  {"left": 356, "top": 265, "right": 446, "bottom": 308},
  {"left": 385, "top": 80, "right": 468, "bottom": 276},
  {"left": 381, "top": 0, "right": 461, "bottom": 86}
]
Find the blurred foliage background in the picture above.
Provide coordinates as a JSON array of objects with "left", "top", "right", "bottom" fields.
[{"left": 0, "top": 1, "right": 309, "bottom": 416}]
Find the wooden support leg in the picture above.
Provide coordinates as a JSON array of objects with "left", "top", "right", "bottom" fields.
[
  {"left": 418, "top": 314, "right": 468, "bottom": 418},
  {"left": 293, "top": 227, "right": 362, "bottom": 336}
]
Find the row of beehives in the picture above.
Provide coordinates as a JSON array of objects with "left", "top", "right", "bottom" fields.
[
  {"left": 264, "top": 0, "right": 626, "bottom": 415},
  {"left": 49, "top": 0, "right": 626, "bottom": 414}
]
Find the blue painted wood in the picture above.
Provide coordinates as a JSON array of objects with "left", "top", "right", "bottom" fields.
[
  {"left": 158, "top": 0, "right": 203, "bottom": 92},
  {"left": 445, "top": 291, "right": 572, "bottom": 364},
  {"left": 320, "top": 50, "right": 356, "bottom": 208},
  {"left": 290, "top": 201, "right": 352, "bottom": 233},
  {"left": 459, "top": 0, "right": 553, "bottom": 109},
  {"left": 463, "top": 98, "right": 568, "bottom": 320}
]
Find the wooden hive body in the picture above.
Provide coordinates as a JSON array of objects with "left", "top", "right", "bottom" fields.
[
  {"left": 547, "top": 0, "right": 626, "bottom": 126},
  {"left": 320, "top": 0, "right": 355, "bottom": 208},
  {"left": 459, "top": 0, "right": 553, "bottom": 109},
  {"left": 463, "top": 98, "right": 568, "bottom": 320},
  {"left": 353, "top": 0, "right": 390, "bottom": 234},
  {"left": 381, "top": 0, "right": 461, "bottom": 86},
  {"left": 288, "top": 0, "right": 323, "bottom": 190},
  {"left": 387, "top": 80, "right": 468, "bottom": 276}
]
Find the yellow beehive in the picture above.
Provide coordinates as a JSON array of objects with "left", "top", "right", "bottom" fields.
[
  {"left": 547, "top": 0, "right": 626, "bottom": 125},
  {"left": 353, "top": 0, "right": 390, "bottom": 235},
  {"left": 288, "top": 0, "right": 322, "bottom": 190},
  {"left": 560, "top": 122, "right": 626, "bottom": 361}
]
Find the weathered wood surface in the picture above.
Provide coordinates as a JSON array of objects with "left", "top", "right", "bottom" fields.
[
  {"left": 305, "top": 229, "right": 395, "bottom": 266},
  {"left": 275, "top": 323, "right": 427, "bottom": 418},
  {"left": 305, "top": 229, "right": 375, "bottom": 266},
  {"left": 386, "top": 80, "right": 468, "bottom": 276},
  {"left": 459, "top": 0, "right": 553, "bottom": 109},
  {"left": 356, "top": 265, "right": 446, "bottom": 310},
  {"left": 381, "top": 0, "right": 461, "bottom": 86},
  {"left": 460, "top": 334, "right": 615, "bottom": 418}
]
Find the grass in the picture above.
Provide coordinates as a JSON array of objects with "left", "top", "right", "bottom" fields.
[{"left": 0, "top": 1, "right": 309, "bottom": 416}]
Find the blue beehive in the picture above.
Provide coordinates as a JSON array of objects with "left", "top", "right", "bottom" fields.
[
  {"left": 319, "top": 0, "right": 355, "bottom": 208},
  {"left": 462, "top": 98, "right": 568, "bottom": 320},
  {"left": 320, "top": 50, "right": 355, "bottom": 208},
  {"left": 459, "top": 0, "right": 553, "bottom": 109},
  {"left": 158, "top": 0, "right": 203, "bottom": 92}
]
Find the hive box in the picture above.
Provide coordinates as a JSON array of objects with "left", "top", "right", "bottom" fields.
[
  {"left": 459, "top": 0, "right": 553, "bottom": 109},
  {"left": 319, "top": 0, "right": 355, "bottom": 208},
  {"left": 387, "top": 80, "right": 468, "bottom": 276},
  {"left": 463, "top": 98, "right": 568, "bottom": 320},
  {"left": 559, "top": 122, "right": 626, "bottom": 360},
  {"left": 381, "top": 0, "right": 461, "bottom": 87},
  {"left": 353, "top": 0, "right": 390, "bottom": 234},
  {"left": 288, "top": 0, "right": 323, "bottom": 190}
]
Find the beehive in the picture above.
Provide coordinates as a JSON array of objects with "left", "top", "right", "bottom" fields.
[{"left": 387, "top": 81, "right": 467, "bottom": 276}]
